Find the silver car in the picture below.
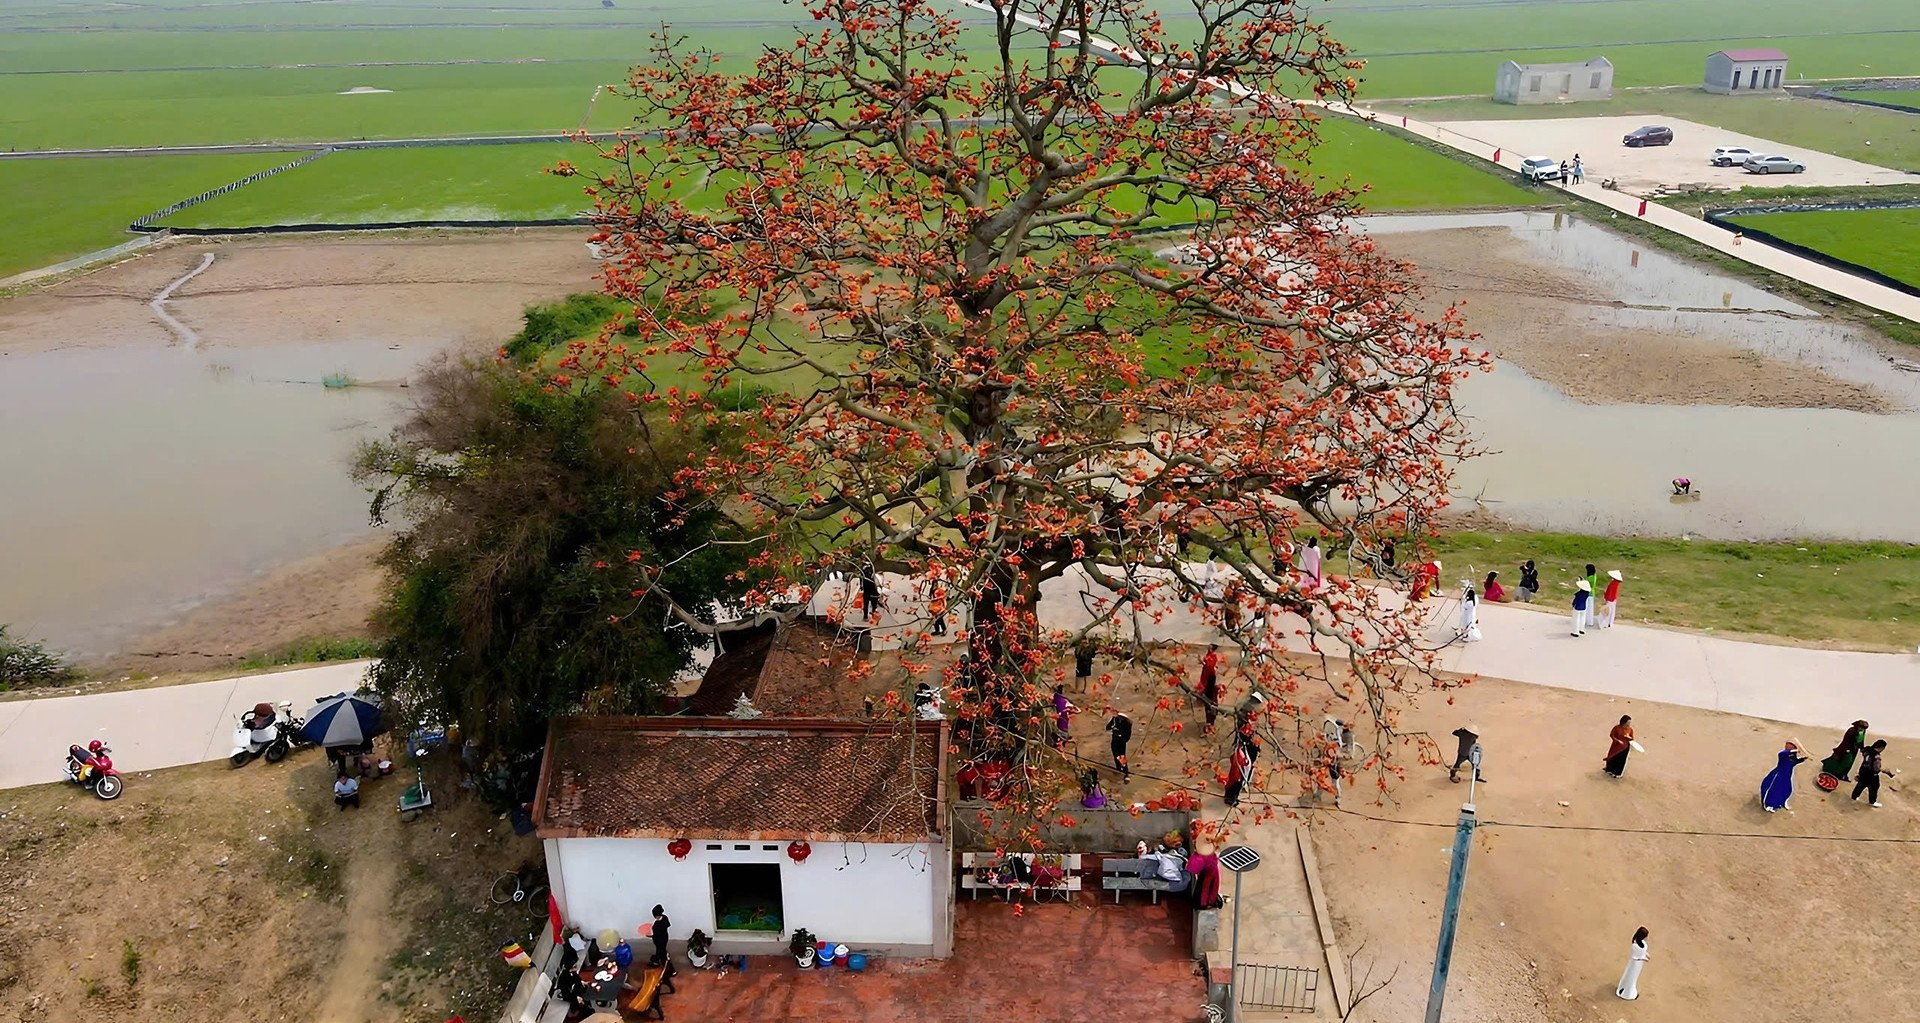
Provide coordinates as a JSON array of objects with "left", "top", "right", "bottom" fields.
[{"left": 1743, "top": 154, "right": 1805, "bottom": 174}]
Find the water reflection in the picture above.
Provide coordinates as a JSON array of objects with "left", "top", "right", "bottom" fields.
[
  {"left": 0, "top": 339, "right": 417, "bottom": 654},
  {"left": 1359, "top": 212, "right": 1920, "bottom": 540}
]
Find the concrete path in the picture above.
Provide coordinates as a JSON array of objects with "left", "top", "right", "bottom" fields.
[
  {"left": 0, "top": 660, "right": 371, "bottom": 788},
  {"left": 1344, "top": 104, "right": 1920, "bottom": 324}
]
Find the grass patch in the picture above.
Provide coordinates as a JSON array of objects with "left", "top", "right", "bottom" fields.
[
  {"left": 1724, "top": 206, "right": 1920, "bottom": 289},
  {"left": 0, "top": 153, "right": 288, "bottom": 278},
  {"left": 1431, "top": 530, "right": 1920, "bottom": 649},
  {"left": 157, "top": 144, "right": 588, "bottom": 228},
  {"left": 272, "top": 832, "right": 347, "bottom": 904},
  {"left": 239, "top": 636, "right": 379, "bottom": 670},
  {"left": 239, "top": 638, "right": 378, "bottom": 669},
  {"left": 120, "top": 941, "right": 141, "bottom": 990},
  {"left": 1831, "top": 89, "right": 1920, "bottom": 113},
  {"left": 1655, "top": 181, "right": 1920, "bottom": 217},
  {"left": 1307, "top": 118, "right": 1546, "bottom": 211}
]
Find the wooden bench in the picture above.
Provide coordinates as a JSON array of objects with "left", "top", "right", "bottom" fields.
[
  {"left": 1101, "top": 857, "right": 1187, "bottom": 904},
  {"left": 959, "top": 852, "right": 1084, "bottom": 901},
  {"left": 619, "top": 964, "right": 674, "bottom": 1020}
]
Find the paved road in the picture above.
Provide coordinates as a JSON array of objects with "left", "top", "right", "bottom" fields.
[{"left": 0, "top": 660, "right": 371, "bottom": 789}]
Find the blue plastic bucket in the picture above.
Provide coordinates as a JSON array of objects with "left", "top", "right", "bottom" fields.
[
  {"left": 816, "top": 941, "right": 837, "bottom": 966},
  {"left": 846, "top": 952, "right": 868, "bottom": 971}
]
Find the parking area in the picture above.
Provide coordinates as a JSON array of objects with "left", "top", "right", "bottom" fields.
[{"left": 1431, "top": 114, "right": 1920, "bottom": 195}]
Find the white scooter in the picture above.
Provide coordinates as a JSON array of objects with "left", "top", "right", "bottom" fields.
[{"left": 230, "top": 701, "right": 296, "bottom": 767}]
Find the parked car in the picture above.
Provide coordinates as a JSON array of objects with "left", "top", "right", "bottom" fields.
[
  {"left": 1623, "top": 125, "right": 1673, "bottom": 147},
  {"left": 1743, "top": 154, "right": 1806, "bottom": 174},
  {"left": 1519, "top": 156, "right": 1564, "bottom": 182},
  {"left": 1709, "top": 146, "right": 1754, "bottom": 167}
]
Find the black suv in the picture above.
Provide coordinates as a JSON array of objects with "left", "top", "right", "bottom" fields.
[{"left": 1622, "top": 125, "right": 1674, "bottom": 147}]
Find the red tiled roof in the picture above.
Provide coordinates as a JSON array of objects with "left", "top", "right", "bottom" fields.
[
  {"left": 533, "top": 717, "right": 946, "bottom": 843},
  {"left": 1716, "top": 48, "right": 1787, "bottom": 62}
]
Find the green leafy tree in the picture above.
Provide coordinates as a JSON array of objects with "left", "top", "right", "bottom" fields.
[{"left": 355, "top": 355, "right": 749, "bottom": 757}]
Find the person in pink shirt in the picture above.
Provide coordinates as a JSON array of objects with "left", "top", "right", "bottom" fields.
[{"left": 1598, "top": 570, "right": 1623, "bottom": 628}]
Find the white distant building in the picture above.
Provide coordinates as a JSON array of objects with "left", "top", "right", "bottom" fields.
[
  {"left": 1704, "top": 48, "right": 1789, "bottom": 94},
  {"left": 1494, "top": 57, "right": 1613, "bottom": 105},
  {"left": 534, "top": 715, "right": 953, "bottom": 957}
]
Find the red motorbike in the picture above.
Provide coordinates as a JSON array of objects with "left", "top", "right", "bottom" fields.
[{"left": 65, "top": 742, "right": 125, "bottom": 800}]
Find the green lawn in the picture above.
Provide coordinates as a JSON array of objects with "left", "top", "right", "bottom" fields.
[
  {"left": 1831, "top": 90, "right": 1920, "bottom": 113},
  {"left": 1428, "top": 530, "right": 1920, "bottom": 650},
  {"left": 1378, "top": 91, "right": 1920, "bottom": 170},
  {"left": 1305, "top": 119, "right": 1544, "bottom": 211},
  {"left": 0, "top": 153, "right": 290, "bottom": 279},
  {"left": 1723, "top": 207, "right": 1920, "bottom": 289},
  {"left": 156, "top": 145, "right": 591, "bottom": 227}
]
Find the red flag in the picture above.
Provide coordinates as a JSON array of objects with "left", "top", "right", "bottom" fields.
[
  {"left": 1638, "top": 200, "right": 1648, "bottom": 216},
  {"left": 1492, "top": 148, "right": 1500, "bottom": 163},
  {"left": 549, "top": 892, "right": 563, "bottom": 944}
]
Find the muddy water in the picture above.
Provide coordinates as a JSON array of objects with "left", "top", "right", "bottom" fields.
[
  {"left": 1361, "top": 212, "right": 1920, "bottom": 541},
  {"left": 0, "top": 339, "right": 418, "bottom": 656}
]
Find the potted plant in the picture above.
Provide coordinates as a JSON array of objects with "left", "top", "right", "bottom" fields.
[
  {"left": 789, "top": 928, "right": 817, "bottom": 968},
  {"left": 686, "top": 929, "right": 712, "bottom": 969}
]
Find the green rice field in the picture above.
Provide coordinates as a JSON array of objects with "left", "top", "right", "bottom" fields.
[
  {"left": 1725, "top": 206, "right": 1920, "bottom": 289},
  {"left": 0, "top": 153, "right": 289, "bottom": 279},
  {"left": 1830, "top": 90, "right": 1920, "bottom": 113}
]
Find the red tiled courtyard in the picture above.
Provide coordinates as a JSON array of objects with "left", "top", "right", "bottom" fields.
[{"left": 657, "top": 887, "right": 1204, "bottom": 1022}]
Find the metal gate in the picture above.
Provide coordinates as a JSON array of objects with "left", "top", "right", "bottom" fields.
[{"left": 1234, "top": 963, "right": 1319, "bottom": 1014}]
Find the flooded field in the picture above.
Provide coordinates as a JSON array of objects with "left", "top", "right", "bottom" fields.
[
  {"left": 1, "top": 221, "right": 1915, "bottom": 660},
  {"left": 0, "top": 339, "right": 416, "bottom": 656},
  {"left": 1365, "top": 212, "right": 1920, "bottom": 541},
  {"left": 0, "top": 232, "right": 594, "bottom": 657}
]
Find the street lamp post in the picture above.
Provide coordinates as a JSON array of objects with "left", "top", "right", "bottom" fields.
[
  {"left": 1219, "top": 844, "right": 1262, "bottom": 1022},
  {"left": 1424, "top": 743, "right": 1482, "bottom": 1023}
]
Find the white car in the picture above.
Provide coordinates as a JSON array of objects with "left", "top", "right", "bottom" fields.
[
  {"left": 1519, "top": 156, "right": 1563, "bottom": 182},
  {"left": 1709, "top": 146, "right": 1753, "bottom": 167},
  {"left": 1743, "top": 154, "right": 1806, "bottom": 174}
]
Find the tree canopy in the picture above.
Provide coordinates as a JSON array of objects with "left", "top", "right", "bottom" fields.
[
  {"left": 558, "top": 0, "right": 1486, "bottom": 832},
  {"left": 355, "top": 354, "right": 750, "bottom": 758}
]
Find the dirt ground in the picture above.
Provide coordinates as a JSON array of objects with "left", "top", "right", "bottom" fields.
[
  {"left": 86, "top": 537, "right": 387, "bottom": 681},
  {"left": 1429, "top": 115, "right": 1920, "bottom": 196},
  {"left": 1374, "top": 226, "right": 1898, "bottom": 412},
  {"left": 1312, "top": 676, "right": 1920, "bottom": 1023},
  {"left": 0, "top": 744, "right": 543, "bottom": 1023},
  {"left": 0, "top": 229, "right": 597, "bottom": 358}
]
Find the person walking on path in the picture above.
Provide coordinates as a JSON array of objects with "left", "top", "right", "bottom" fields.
[
  {"left": 1297, "top": 536, "right": 1323, "bottom": 593},
  {"left": 1616, "top": 927, "right": 1650, "bottom": 1000},
  {"left": 1821, "top": 720, "right": 1870, "bottom": 783},
  {"left": 1051, "top": 685, "right": 1075, "bottom": 748},
  {"left": 1447, "top": 724, "right": 1485, "bottom": 783},
  {"left": 1074, "top": 641, "right": 1095, "bottom": 687},
  {"left": 1572, "top": 155, "right": 1584, "bottom": 184},
  {"left": 1603, "top": 715, "right": 1634, "bottom": 777},
  {"left": 1598, "top": 570, "right": 1623, "bottom": 628},
  {"left": 1571, "top": 580, "right": 1591, "bottom": 636},
  {"left": 1199, "top": 644, "right": 1222, "bottom": 731},
  {"left": 1455, "top": 579, "right": 1481, "bottom": 641},
  {"left": 1852, "top": 740, "right": 1892, "bottom": 807},
  {"left": 1583, "top": 564, "right": 1601, "bottom": 627},
  {"left": 1559, "top": 159, "right": 1570, "bottom": 182},
  {"left": 1106, "top": 710, "right": 1133, "bottom": 780},
  {"left": 1760, "top": 739, "right": 1808, "bottom": 812},
  {"left": 1224, "top": 730, "right": 1260, "bottom": 808},
  {"left": 859, "top": 563, "right": 883, "bottom": 622},
  {"left": 1516, "top": 560, "right": 1540, "bottom": 602}
]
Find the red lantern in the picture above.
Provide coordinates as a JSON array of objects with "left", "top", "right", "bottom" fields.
[
  {"left": 787, "top": 840, "right": 812, "bottom": 864},
  {"left": 667, "top": 838, "right": 692, "bottom": 860}
]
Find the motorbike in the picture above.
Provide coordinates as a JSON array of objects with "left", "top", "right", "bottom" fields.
[
  {"left": 65, "top": 745, "right": 124, "bottom": 800},
  {"left": 230, "top": 701, "right": 307, "bottom": 766}
]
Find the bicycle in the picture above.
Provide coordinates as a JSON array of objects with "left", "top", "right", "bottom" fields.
[{"left": 490, "top": 862, "right": 550, "bottom": 917}]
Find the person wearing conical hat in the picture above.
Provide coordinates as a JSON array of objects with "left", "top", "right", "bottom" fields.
[
  {"left": 1598, "top": 569, "right": 1623, "bottom": 628},
  {"left": 1571, "top": 579, "right": 1591, "bottom": 637}
]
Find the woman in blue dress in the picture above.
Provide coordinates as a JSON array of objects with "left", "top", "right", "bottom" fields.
[{"left": 1760, "top": 740, "right": 1807, "bottom": 812}]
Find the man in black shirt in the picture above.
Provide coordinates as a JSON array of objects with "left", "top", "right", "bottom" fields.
[{"left": 1106, "top": 711, "right": 1133, "bottom": 780}]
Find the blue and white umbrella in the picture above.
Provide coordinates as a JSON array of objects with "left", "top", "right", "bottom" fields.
[{"left": 298, "top": 693, "right": 384, "bottom": 748}]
